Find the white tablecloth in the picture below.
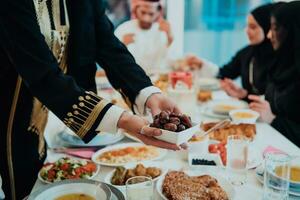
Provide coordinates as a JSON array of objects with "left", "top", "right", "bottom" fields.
[{"left": 30, "top": 90, "right": 300, "bottom": 200}]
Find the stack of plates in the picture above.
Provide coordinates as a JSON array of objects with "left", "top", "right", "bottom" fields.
[{"left": 56, "top": 131, "right": 124, "bottom": 148}]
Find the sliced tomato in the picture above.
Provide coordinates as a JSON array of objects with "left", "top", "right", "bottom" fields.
[
  {"left": 47, "top": 169, "right": 56, "bottom": 180},
  {"left": 60, "top": 163, "right": 70, "bottom": 171},
  {"left": 82, "top": 163, "right": 97, "bottom": 173},
  {"left": 208, "top": 144, "right": 219, "bottom": 153}
]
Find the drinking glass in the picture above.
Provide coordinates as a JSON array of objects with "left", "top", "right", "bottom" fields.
[
  {"left": 263, "top": 152, "right": 291, "bottom": 200},
  {"left": 226, "top": 135, "right": 249, "bottom": 185},
  {"left": 126, "top": 176, "right": 154, "bottom": 200}
]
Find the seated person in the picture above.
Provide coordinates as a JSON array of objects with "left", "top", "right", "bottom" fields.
[
  {"left": 249, "top": 1, "right": 300, "bottom": 147},
  {"left": 181, "top": 4, "right": 278, "bottom": 99},
  {"left": 115, "top": 0, "right": 173, "bottom": 74},
  {"left": 218, "top": 4, "right": 277, "bottom": 99}
]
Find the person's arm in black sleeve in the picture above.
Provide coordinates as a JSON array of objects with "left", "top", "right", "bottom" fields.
[
  {"left": 94, "top": 0, "right": 156, "bottom": 112},
  {"left": 218, "top": 47, "right": 247, "bottom": 79},
  {"left": 0, "top": 0, "right": 118, "bottom": 142}
]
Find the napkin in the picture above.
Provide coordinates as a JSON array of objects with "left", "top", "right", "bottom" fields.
[
  {"left": 262, "top": 145, "right": 288, "bottom": 158},
  {"left": 54, "top": 148, "right": 96, "bottom": 159}
]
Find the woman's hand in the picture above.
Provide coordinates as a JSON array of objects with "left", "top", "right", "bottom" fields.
[
  {"left": 220, "top": 78, "right": 248, "bottom": 99},
  {"left": 117, "top": 112, "right": 181, "bottom": 150},
  {"left": 248, "top": 95, "right": 276, "bottom": 124}
]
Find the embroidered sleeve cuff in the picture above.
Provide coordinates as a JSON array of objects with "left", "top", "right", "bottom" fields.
[
  {"left": 134, "top": 86, "right": 162, "bottom": 115},
  {"left": 95, "top": 105, "right": 125, "bottom": 134}
]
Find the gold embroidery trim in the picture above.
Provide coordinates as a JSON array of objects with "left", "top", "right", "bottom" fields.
[
  {"left": 77, "top": 100, "right": 109, "bottom": 138},
  {"left": 7, "top": 76, "right": 22, "bottom": 200},
  {"left": 63, "top": 92, "right": 110, "bottom": 138}
]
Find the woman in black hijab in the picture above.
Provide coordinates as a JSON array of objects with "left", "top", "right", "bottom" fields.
[
  {"left": 218, "top": 3, "right": 277, "bottom": 100},
  {"left": 249, "top": 1, "right": 300, "bottom": 147}
]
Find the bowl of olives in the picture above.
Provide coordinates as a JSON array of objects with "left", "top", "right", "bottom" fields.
[{"left": 150, "top": 111, "right": 200, "bottom": 145}]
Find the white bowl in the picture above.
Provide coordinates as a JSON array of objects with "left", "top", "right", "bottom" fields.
[
  {"left": 154, "top": 123, "right": 200, "bottom": 145},
  {"left": 229, "top": 109, "right": 260, "bottom": 124}
]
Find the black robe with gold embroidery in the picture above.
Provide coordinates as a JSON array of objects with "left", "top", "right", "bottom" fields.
[{"left": 0, "top": 0, "right": 152, "bottom": 199}]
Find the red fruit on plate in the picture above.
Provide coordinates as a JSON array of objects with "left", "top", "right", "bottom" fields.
[{"left": 208, "top": 144, "right": 219, "bottom": 153}]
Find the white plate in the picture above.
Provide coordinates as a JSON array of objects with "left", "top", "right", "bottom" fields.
[
  {"left": 255, "top": 165, "right": 300, "bottom": 197},
  {"left": 200, "top": 106, "right": 230, "bottom": 119},
  {"left": 92, "top": 143, "right": 167, "bottom": 167},
  {"left": 197, "top": 78, "right": 220, "bottom": 90},
  {"left": 38, "top": 158, "right": 100, "bottom": 184},
  {"left": 28, "top": 179, "right": 111, "bottom": 200},
  {"left": 212, "top": 100, "right": 248, "bottom": 115},
  {"left": 156, "top": 170, "right": 235, "bottom": 200},
  {"left": 104, "top": 161, "right": 167, "bottom": 193},
  {"left": 57, "top": 130, "right": 124, "bottom": 147}
]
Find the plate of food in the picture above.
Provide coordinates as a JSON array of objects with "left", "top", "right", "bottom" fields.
[
  {"left": 92, "top": 143, "right": 167, "bottom": 167},
  {"left": 201, "top": 100, "right": 248, "bottom": 119},
  {"left": 38, "top": 157, "right": 99, "bottom": 184},
  {"left": 28, "top": 179, "right": 112, "bottom": 200},
  {"left": 56, "top": 130, "right": 124, "bottom": 148},
  {"left": 201, "top": 122, "right": 256, "bottom": 143},
  {"left": 104, "top": 161, "right": 166, "bottom": 193},
  {"left": 197, "top": 78, "right": 220, "bottom": 91},
  {"left": 156, "top": 170, "right": 235, "bottom": 200}
]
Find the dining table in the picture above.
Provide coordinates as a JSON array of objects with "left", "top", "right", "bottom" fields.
[{"left": 29, "top": 79, "right": 300, "bottom": 200}]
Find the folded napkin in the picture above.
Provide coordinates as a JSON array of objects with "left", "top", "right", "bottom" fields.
[
  {"left": 53, "top": 148, "right": 96, "bottom": 159},
  {"left": 262, "top": 145, "right": 288, "bottom": 158}
]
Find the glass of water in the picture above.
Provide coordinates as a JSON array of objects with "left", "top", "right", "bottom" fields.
[
  {"left": 126, "top": 176, "right": 154, "bottom": 200},
  {"left": 263, "top": 152, "right": 291, "bottom": 200},
  {"left": 226, "top": 135, "right": 249, "bottom": 185}
]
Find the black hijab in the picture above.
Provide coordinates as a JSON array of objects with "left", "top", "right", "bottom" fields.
[
  {"left": 250, "top": 4, "right": 275, "bottom": 62},
  {"left": 270, "top": 1, "right": 300, "bottom": 89}
]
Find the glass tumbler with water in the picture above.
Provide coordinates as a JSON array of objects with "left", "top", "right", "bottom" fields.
[
  {"left": 126, "top": 176, "right": 154, "bottom": 200},
  {"left": 226, "top": 135, "right": 249, "bottom": 185},
  {"left": 263, "top": 152, "right": 291, "bottom": 200}
]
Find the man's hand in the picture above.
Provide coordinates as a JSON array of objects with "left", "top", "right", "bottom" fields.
[
  {"left": 248, "top": 95, "right": 276, "bottom": 124},
  {"left": 158, "top": 19, "right": 173, "bottom": 47},
  {"left": 122, "top": 33, "right": 135, "bottom": 45},
  {"left": 220, "top": 78, "right": 248, "bottom": 99},
  {"left": 146, "top": 93, "right": 180, "bottom": 117},
  {"left": 117, "top": 112, "right": 181, "bottom": 150}
]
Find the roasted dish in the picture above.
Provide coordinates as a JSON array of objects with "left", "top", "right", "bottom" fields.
[
  {"left": 97, "top": 146, "right": 160, "bottom": 164},
  {"left": 150, "top": 111, "right": 192, "bottom": 132},
  {"left": 162, "top": 171, "right": 229, "bottom": 200},
  {"left": 201, "top": 122, "right": 256, "bottom": 142},
  {"left": 111, "top": 164, "right": 162, "bottom": 185}
]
